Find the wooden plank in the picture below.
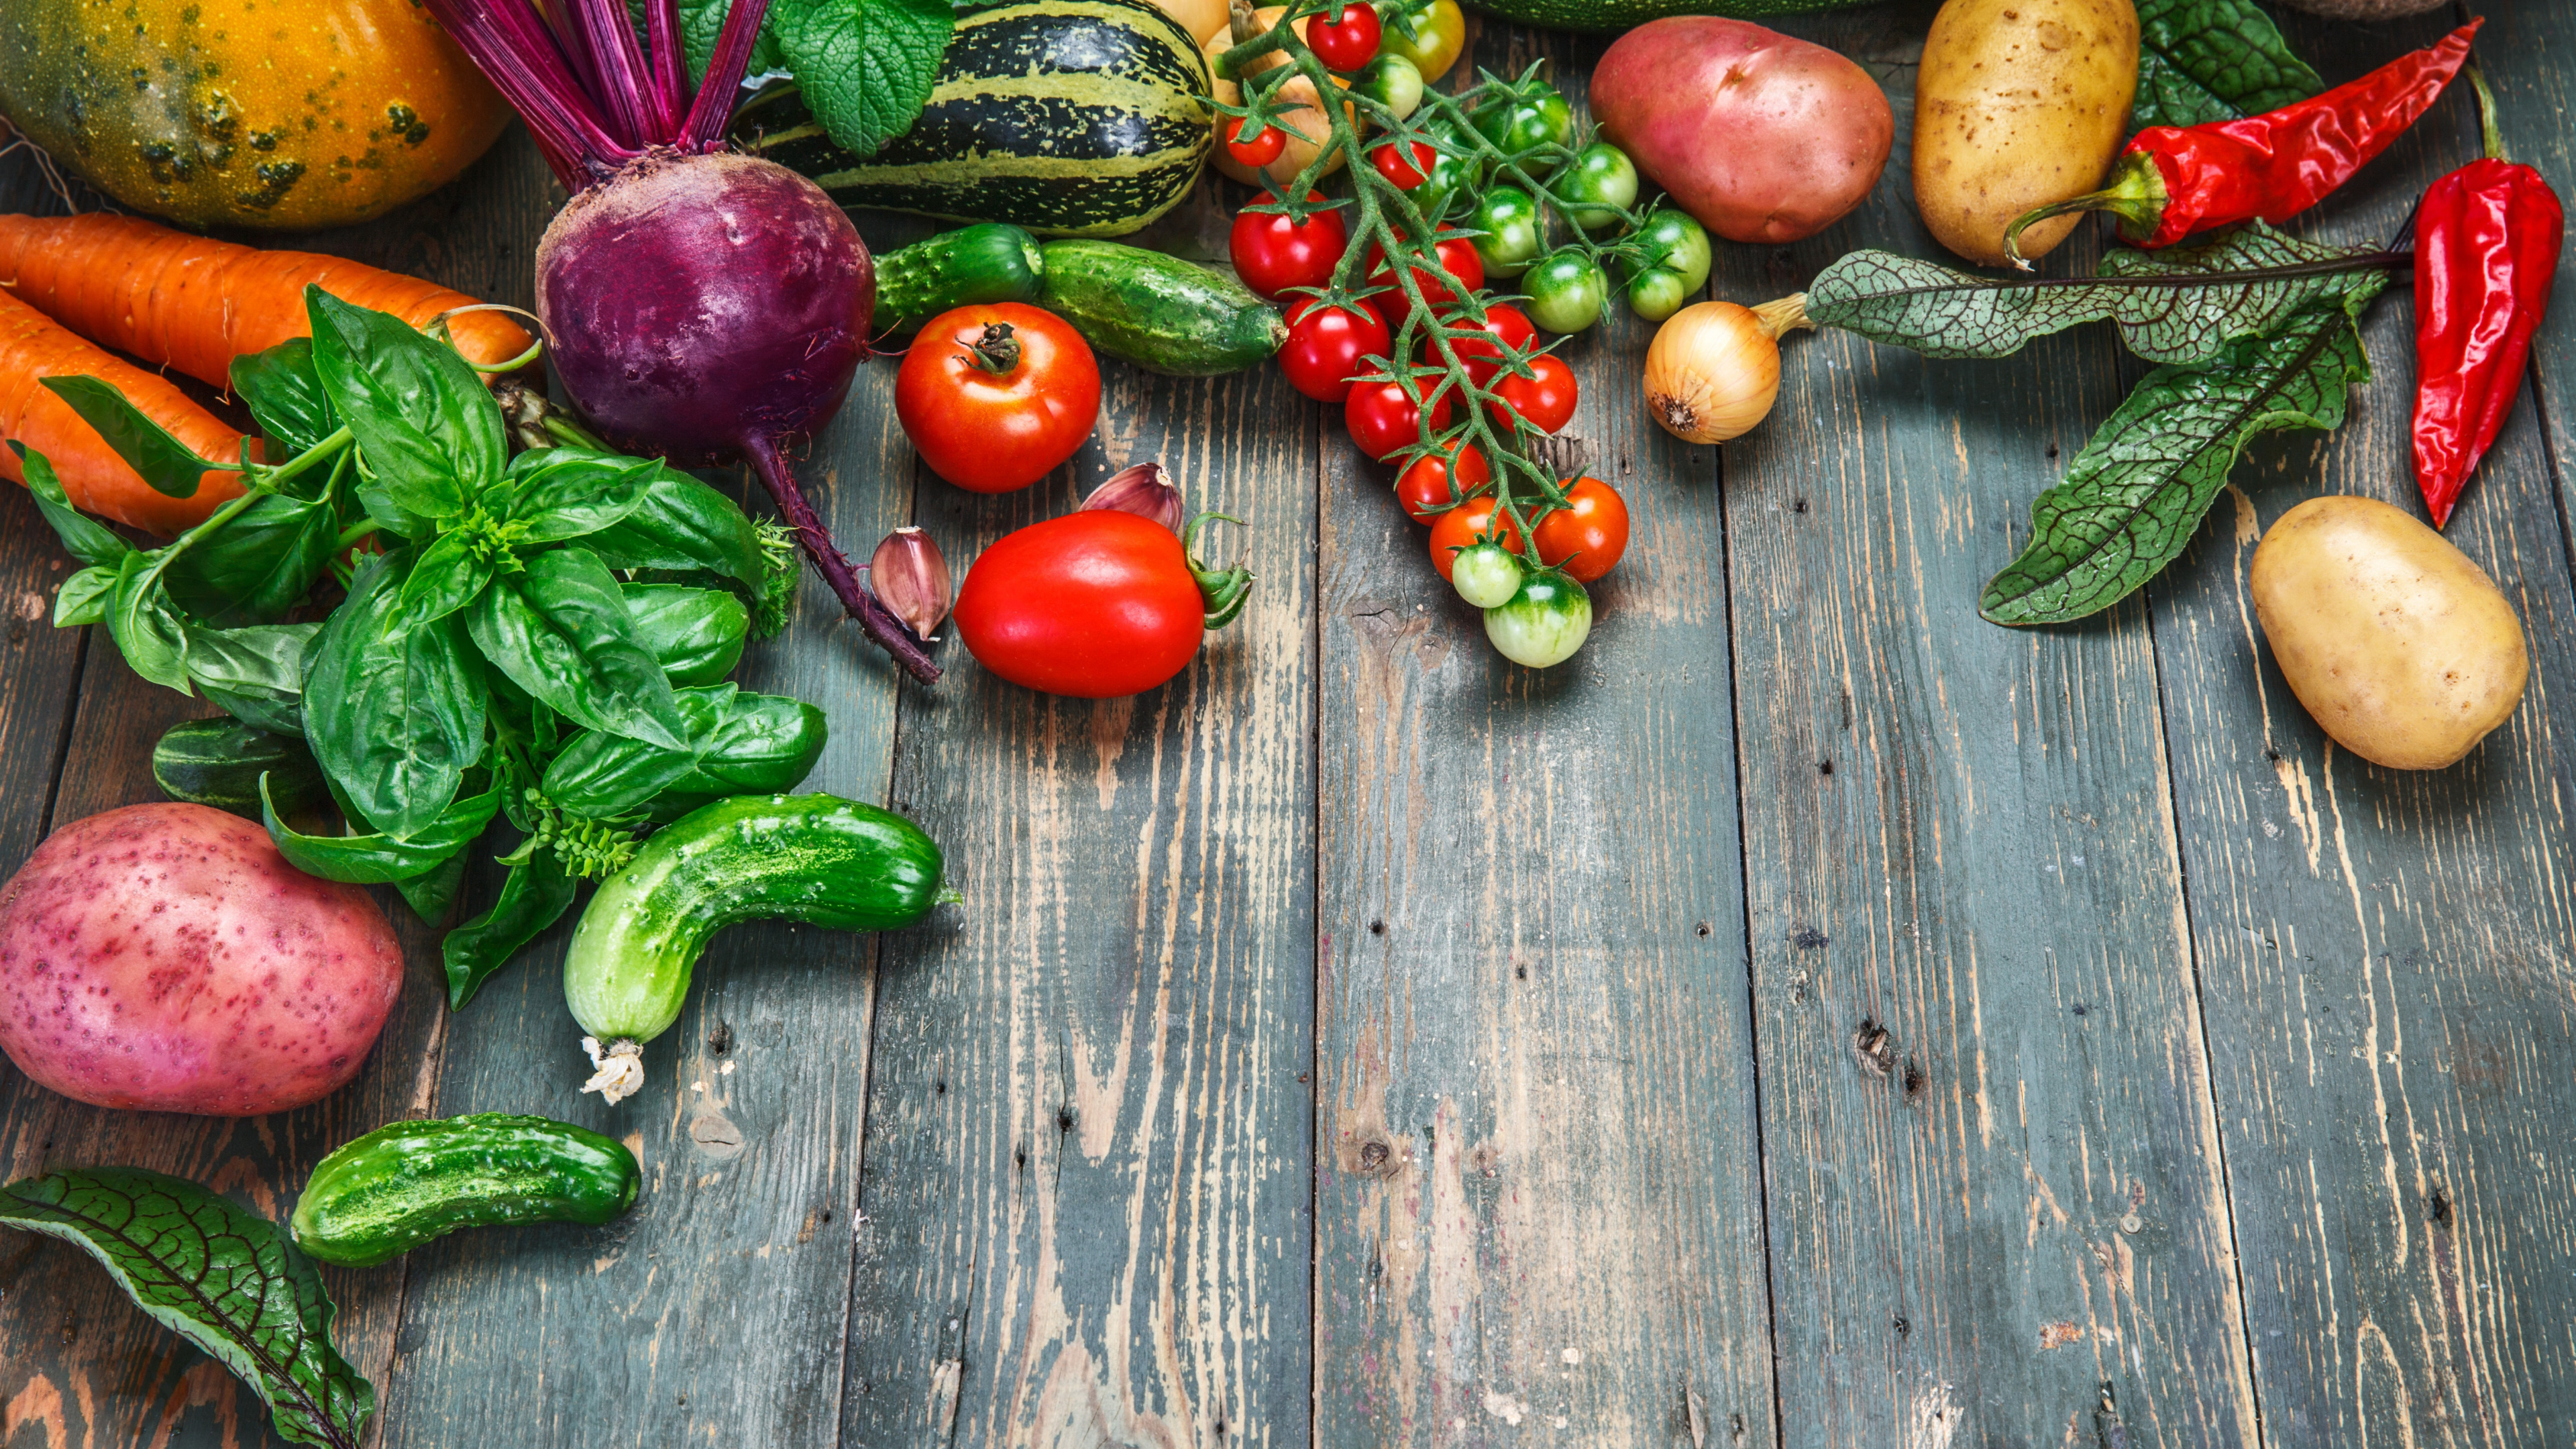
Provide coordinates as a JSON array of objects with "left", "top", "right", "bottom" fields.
[
  {"left": 1718, "top": 7, "right": 2258, "bottom": 1444},
  {"left": 840, "top": 201, "right": 1319, "bottom": 1444},
  {"left": 2481, "top": 1, "right": 2576, "bottom": 557},
  {"left": 1311, "top": 21, "right": 1775, "bottom": 1444},
  {"left": 2145, "top": 13, "right": 2576, "bottom": 1444}
]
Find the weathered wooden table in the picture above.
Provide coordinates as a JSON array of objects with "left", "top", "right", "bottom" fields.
[{"left": 3, "top": 3, "right": 2571, "bottom": 1445}]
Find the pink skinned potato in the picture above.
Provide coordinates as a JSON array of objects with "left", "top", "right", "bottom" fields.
[
  {"left": 0, "top": 804, "right": 405, "bottom": 1116},
  {"left": 1592, "top": 17, "right": 1894, "bottom": 244}
]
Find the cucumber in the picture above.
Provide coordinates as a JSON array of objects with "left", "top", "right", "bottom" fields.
[
  {"left": 876, "top": 224, "right": 1047, "bottom": 333},
  {"left": 564, "top": 794, "right": 947, "bottom": 1102},
  {"left": 1035, "top": 241, "right": 1285, "bottom": 376},
  {"left": 1464, "top": 0, "right": 1877, "bottom": 28},
  {"left": 152, "top": 717, "right": 327, "bottom": 821},
  {"left": 291, "top": 1113, "right": 639, "bottom": 1268}
]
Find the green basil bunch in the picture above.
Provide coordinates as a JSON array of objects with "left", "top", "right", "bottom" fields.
[{"left": 20, "top": 286, "right": 818, "bottom": 1008}]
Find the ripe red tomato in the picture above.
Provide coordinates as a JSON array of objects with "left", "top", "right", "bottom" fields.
[
  {"left": 1230, "top": 191, "right": 1348, "bottom": 301},
  {"left": 1364, "top": 230, "right": 1485, "bottom": 323},
  {"left": 1532, "top": 476, "right": 1629, "bottom": 582},
  {"left": 1371, "top": 138, "right": 1437, "bottom": 191},
  {"left": 1428, "top": 495, "right": 1523, "bottom": 581},
  {"left": 1442, "top": 303, "right": 1536, "bottom": 384},
  {"left": 895, "top": 303, "right": 1099, "bottom": 494},
  {"left": 1486, "top": 352, "right": 1578, "bottom": 435},
  {"left": 1280, "top": 298, "right": 1390, "bottom": 403},
  {"left": 955, "top": 511, "right": 1211, "bottom": 698},
  {"left": 1307, "top": 2, "right": 1382, "bottom": 70},
  {"left": 1395, "top": 443, "right": 1491, "bottom": 523},
  {"left": 1226, "top": 117, "right": 1285, "bottom": 168},
  {"left": 1344, "top": 377, "right": 1453, "bottom": 462}
]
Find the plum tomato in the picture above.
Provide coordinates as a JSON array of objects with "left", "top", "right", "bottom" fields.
[
  {"left": 1230, "top": 191, "right": 1348, "bottom": 301},
  {"left": 1395, "top": 443, "right": 1492, "bottom": 523},
  {"left": 896, "top": 303, "right": 1100, "bottom": 494},
  {"left": 1363, "top": 229, "right": 1484, "bottom": 323},
  {"left": 1532, "top": 476, "right": 1629, "bottom": 582},
  {"left": 1346, "top": 377, "right": 1454, "bottom": 462},
  {"left": 1371, "top": 137, "right": 1438, "bottom": 191},
  {"left": 1381, "top": 0, "right": 1466, "bottom": 83},
  {"left": 955, "top": 511, "right": 1233, "bottom": 698},
  {"left": 1428, "top": 494, "right": 1524, "bottom": 581},
  {"left": 1307, "top": 2, "right": 1382, "bottom": 70},
  {"left": 1226, "top": 117, "right": 1285, "bottom": 169},
  {"left": 1485, "top": 352, "right": 1578, "bottom": 436},
  {"left": 1280, "top": 297, "right": 1391, "bottom": 404},
  {"left": 1442, "top": 302, "right": 1536, "bottom": 384}
]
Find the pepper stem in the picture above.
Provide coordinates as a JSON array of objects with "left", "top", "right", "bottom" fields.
[
  {"left": 963, "top": 323, "right": 1022, "bottom": 375},
  {"left": 2466, "top": 64, "right": 2508, "bottom": 164},
  {"left": 2003, "top": 152, "right": 2169, "bottom": 270},
  {"left": 1183, "top": 511, "right": 1256, "bottom": 629}
]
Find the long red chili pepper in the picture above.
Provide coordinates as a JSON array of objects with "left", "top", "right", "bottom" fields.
[
  {"left": 2005, "top": 21, "right": 2480, "bottom": 268},
  {"left": 2413, "top": 66, "right": 2563, "bottom": 529}
]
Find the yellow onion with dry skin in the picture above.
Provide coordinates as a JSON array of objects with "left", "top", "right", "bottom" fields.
[{"left": 1642, "top": 296, "right": 1813, "bottom": 445}]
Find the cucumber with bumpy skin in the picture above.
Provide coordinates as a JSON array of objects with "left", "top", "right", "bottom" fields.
[
  {"left": 1035, "top": 240, "right": 1285, "bottom": 376},
  {"left": 291, "top": 1114, "right": 639, "bottom": 1268},
  {"left": 876, "top": 224, "right": 1048, "bottom": 333},
  {"left": 152, "top": 718, "right": 326, "bottom": 821}
]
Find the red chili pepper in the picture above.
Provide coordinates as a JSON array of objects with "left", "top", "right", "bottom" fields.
[
  {"left": 2413, "top": 66, "right": 2563, "bottom": 529},
  {"left": 2006, "top": 21, "right": 2479, "bottom": 267}
]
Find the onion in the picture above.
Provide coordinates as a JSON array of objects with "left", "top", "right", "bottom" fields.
[{"left": 1642, "top": 296, "right": 1811, "bottom": 445}]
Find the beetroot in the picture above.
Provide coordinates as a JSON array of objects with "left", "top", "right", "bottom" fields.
[{"left": 420, "top": 0, "right": 934, "bottom": 679}]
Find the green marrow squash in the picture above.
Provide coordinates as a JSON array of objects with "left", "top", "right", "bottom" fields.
[
  {"left": 566, "top": 794, "right": 947, "bottom": 1102},
  {"left": 152, "top": 717, "right": 327, "bottom": 820},
  {"left": 1462, "top": 0, "right": 1878, "bottom": 29},
  {"left": 291, "top": 1114, "right": 639, "bottom": 1268},
  {"left": 739, "top": 0, "right": 1212, "bottom": 237},
  {"left": 1036, "top": 241, "right": 1285, "bottom": 376},
  {"left": 876, "top": 224, "right": 1049, "bottom": 333}
]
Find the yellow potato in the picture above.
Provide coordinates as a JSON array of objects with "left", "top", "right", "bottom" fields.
[
  {"left": 2249, "top": 496, "right": 2528, "bottom": 771},
  {"left": 1202, "top": 11, "right": 1352, "bottom": 189},
  {"left": 1913, "top": 0, "right": 2139, "bottom": 267},
  {"left": 1148, "top": 0, "right": 1228, "bottom": 43}
]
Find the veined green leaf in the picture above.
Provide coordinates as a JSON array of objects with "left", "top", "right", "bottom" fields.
[
  {"left": 262, "top": 775, "right": 499, "bottom": 884},
  {"left": 14, "top": 443, "right": 135, "bottom": 570},
  {"left": 186, "top": 623, "right": 321, "bottom": 737},
  {"left": 468, "top": 549, "right": 689, "bottom": 750},
  {"left": 304, "top": 551, "right": 489, "bottom": 839},
  {"left": 392, "top": 849, "right": 470, "bottom": 926},
  {"left": 107, "top": 551, "right": 195, "bottom": 694},
  {"left": 54, "top": 565, "right": 117, "bottom": 627},
  {"left": 442, "top": 850, "right": 580, "bottom": 1008},
  {"left": 2133, "top": 0, "right": 2322, "bottom": 130},
  {"left": 496, "top": 447, "right": 659, "bottom": 543},
  {"left": 1981, "top": 282, "right": 2386, "bottom": 626},
  {"left": 306, "top": 288, "right": 504, "bottom": 524},
  {"left": 40, "top": 376, "right": 242, "bottom": 499},
  {"left": 231, "top": 338, "right": 341, "bottom": 458},
  {"left": 164, "top": 490, "right": 341, "bottom": 626},
  {"left": 773, "top": 0, "right": 954, "bottom": 158}
]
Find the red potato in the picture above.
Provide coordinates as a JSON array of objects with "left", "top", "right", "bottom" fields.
[
  {"left": 1592, "top": 17, "right": 1894, "bottom": 244},
  {"left": 0, "top": 804, "right": 404, "bottom": 1116}
]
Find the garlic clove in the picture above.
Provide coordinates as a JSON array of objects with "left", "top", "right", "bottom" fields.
[
  {"left": 868, "top": 527, "right": 952, "bottom": 641},
  {"left": 1079, "top": 462, "right": 1187, "bottom": 533}
]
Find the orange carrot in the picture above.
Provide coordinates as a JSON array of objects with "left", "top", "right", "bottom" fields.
[
  {"left": 0, "top": 289, "right": 250, "bottom": 535},
  {"left": 0, "top": 213, "right": 534, "bottom": 390}
]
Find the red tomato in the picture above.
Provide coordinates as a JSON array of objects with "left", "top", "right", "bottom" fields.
[
  {"left": 1442, "top": 303, "right": 1536, "bottom": 384},
  {"left": 1344, "top": 377, "right": 1453, "bottom": 462},
  {"left": 1532, "top": 476, "right": 1629, "bottom": 582},
  {"left": 1307, "top": 2, "right": 1382, "bottom": 69},
  {"left": 1280, "top": 297, "right": 1391, "bottom": 403},
  {"left": 1486, "top": 353, "right": 1578, "bottom": 435},
  {"left": 1226, "top": 117, "right": 1285, "bottom": 168},
  {"left": 955, "top": 511, "right": 1209, "bottom": 698},
  {"left": 1363, "top": 230, "right": 1485, "bottom": 323},
  {"left": 1371, "top": 138, "right": 1437, "bottom": 191},
  {"left": 1230, "top": 191, "right": 1348, "bottom": 301},
  {"left": 1428, "top": 495, "right": 1523, "bottom": 581},
  {"left": 1395, "top": 443, "right": 1491, "bottom": 523},
  {"left": 895, "top": 303, "right": 1099, "bottom": 494}
]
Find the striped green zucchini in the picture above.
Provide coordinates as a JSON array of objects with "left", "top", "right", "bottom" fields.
[{"left": 739, "top": 0, "right": 1212, "bottom": 239}]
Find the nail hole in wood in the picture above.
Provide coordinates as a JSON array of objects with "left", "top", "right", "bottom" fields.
[
  {"left": 1792, "top": 497, "right": 1809, "bottom": 515},
  {"left": 1515, "top": 964, "right": 1528, "bottom": 979},
  {"left": 1697, "top": 922, "right": 1711, "bottom": 936},
  {"left": 2046, "top": 445, "right": 2059, "bottom": 460},
  {"left": 2265, "top": 747, "right": 2283, "bottom": 762},
  {"left": 1902, "top": 1057, "right": 1925, "bottom": 1097},
  {"left": 1369, "top": 919, "right": 1386, "bottom": 934},
  {"left": 1818, "top": 759, "right": 1833, "bottom": 777},
  {"left": 706, "top": 1021, "right": 731, "bottom": 1053},
  {"left": 1793, "top": 926, "right": 1828, "bottom": 950},
  {"left": 1360, "top": 1140, "right": 1390, "bottom": 1172},
  {"left": 1892, "top": 1315, "right": 1909, "bottom": 1336},
  {"left": 2072, "top": 1002, "right": 2087, "bottom": 1017},
  {"left": 934, "top": 1080, "right": 945, "bottom": 1094},
  {"left": 2430, "top": 1185, "right": 2452, "bottom": 1227},
  {"left": 1056, "top": 1106, "right": 1075, "bottom": 1132},
  {"left": 1853, "top": 1018, "right": 1894, "bottom": 1077}
]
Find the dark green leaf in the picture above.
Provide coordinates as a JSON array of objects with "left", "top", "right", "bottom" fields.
[
  {"left": 15, "top": 443, "right": 136, "bottom": 569},
  {"left": 40, "top": 376, "right": 240, "bottom": 499},
  {"left": 55, "top": 566, "right": 117, "bottom": 627},
  {"left": 647, "top": 689, "right": 828, "bottom": 820},
  {"left": 468, "top": 549, "right": 689, "bottom": 749},
  {"left": 624, "top": 582, "right": 749, "bottom": 686},
  {"left": 164, "top": 492, "right": 340, "bottom": 625},
  {"left": 2133, "top": 0, "right": 2321, "bottom": 131},
  {"left": 305, "top": 288, "right": 504, "bottom": 523},
  {"left": 304, "top": 552, "right": 489, "bottom": 839},
  {"left": 584, "top": 464, "right": 767, "bottom": 589},
  {"left": 186, "top": 623, "right": 321, "bottom": 737},
  {"left": 392, "top": 849, "right": 470, "bottom": 926},
  {"left": 498, "top": 447, "right": 659, "bottom": 542},
  {"left": 108, "top": 551, "right": 194, "bottom": 693},
  {"left": 541, "top": 683, "right": 739, "bottom": 816},
  {"left": 262, "top": 775, "right": 499, "bottom": 884},
  {"left": 230, "top": 338, "right": 341, "bottom": 457},
  {"left": 773, "top": 0, "right": 955, "bottom": 158},
  {"left": 0, "top": 1167, "right": 374, "bottom": 1449},
  {"left": 1981, "top": 284, "right": 2385, "bottom": 625},
  {"left": 397, "top": 531, "right": 497, "bottom": 631},
  {"left": 676, "top": 0, "right": 788, "bottom": 82},
  {"left": 442, "top": 850, "right": 580, "bottom": 1009}
]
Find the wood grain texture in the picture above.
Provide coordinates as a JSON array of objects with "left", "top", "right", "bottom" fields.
[
  {"left": 841, "top": 191, "right": 1319, "bottom": 1446},
  {"left": 1311, "top": 22, "right": 1775, "bottom": 1446},
  {"left": 2478, "top": 1, "right": 2576, "bottom": 556},
  {"left": 2145, "top": 11, "right": 2576, "bottom": 1444},
  {"left": 1722, "top": 8, "right": 2256, "bottom": 1446}
]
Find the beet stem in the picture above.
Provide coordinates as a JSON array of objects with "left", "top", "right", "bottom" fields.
[
  {"left": 417, "top": 0, "right": 639, "bottom": 189},
  {"left": 744, "top": 436, "right": 942, "bottom": 683},
  {"left": 542, "top": 1, "right": 614, "bottom": 139},
  {"left": 643, "top": 0, "right": 688, "bottom": 140},
  {"left": 681, "top": 0, "right": 779, "bottom": 148},
  {"left": 570, "top": 0, "right": 661, "bottom": 146}
]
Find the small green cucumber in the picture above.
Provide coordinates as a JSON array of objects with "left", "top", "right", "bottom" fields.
[
  {"left": 1035, "top": 240, "right": 1286, "bottom": 376},
  {"left": 565, "top": 794, "right": 947, "bottom": 1102},
  {"left": 152, "top": 717, "right": 327, "bottom": 821},
  {"left": 875, "top": 223, "right": 1048, "bottom": 333},
  {"left": 291, "top": 1113, "right": 639, "bottom": 1268}
]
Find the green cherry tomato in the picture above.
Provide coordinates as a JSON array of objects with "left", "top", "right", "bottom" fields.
[
  {"left": 1471, "top": 86, "right": 1575, "bottom": 168},
  {"left": 1523, "top": 249, "right": 1607, "bottom": 334},
  {"left": 1354, "top": 54, "right": 1424, "bottom": 121},
  {"left": 1379, "top": 0, "right": 1466, "bottom": 83},
  {"left": 1559, "top": 143, "right": 1640, "bottom": 233},
  {"left": 1468, "top": 186, "right": 1544, "bottom": 279},
  {"left": 1625, "top": 266, "right": 1694, "bottom": 322},
  {"left": 1632, "top": 209, "right": 1713, "bottom": 296},
  {"left": 1409, "top": 144, "right": 1479, "bottom": 228},
  {"left": 1485, "top": 568, "right": 1591, "bottom": 667},
  {"left": 1450, "top": 541, "right": 1525, "bottom": 609}
]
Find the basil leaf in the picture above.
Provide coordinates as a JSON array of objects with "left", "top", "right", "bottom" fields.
[
  {"left": 392, "top": 847, "right": 470, "bottom": 925},
  {"left": 40, "top": 375, "right": 240, "bottom": 499},
  {"left": 262, "top": 775, "right": 499, "bottom": 884},
  {"left": 498, "top": 447, "right": 659, "bottom": 542},
  {"left": 469, "top": 549, "right": 689, "bottom": 749},
  {"left": 1807, "top": 224, "right": 2400, "bottom": 366},
  {"left": 305, "top": 288, "right": 504, "bottom": 523},
  {"left": 541, "top": 683, "right": 739, "bottom": 816},
  {"left": 1982, "top": 285, "right": 2385, "bottom": 625},
  {"left": 625, "top": 582, "right": 750, "bottom": 687},
  {"left": 108, "top": 551, "right": 195, "bottom": 693},
  {"left": 772, "top": 0, "right": 954, "bottom": 158},
  {"left": 230, "top": 338, "right": 341, "bottom": 457},
  {"left": 442, "top": 850, "right": 580, "bottom": 1009},
  {"left": 164, "top": 491, "right": 341, "bottom": 625},
  {"left": 2133, "top": 0, "right": 2321, "bottom": 131},
  {"left": 14, "top": 442, "right": 135, "bottom": 569},
  {"left": 0, "top": 1167, "right": 375, "bottom": 1449},
  {"left": 55, "top": 565, "right": 117, "bottom": 627},
  {"left": 186, "top": 623, "right": 321, "bottom": 737},
  {"left": 305, "top": 551, "right": 489, "bottom": 839},
  {"left": 647, "top": 689, "right": 828, "bottom": 820},
  {"left": 397, "top": 530, "right": 498, "bottom": 631},
  {"left": 584, "top": 464, "right": 767, "bottom": 588}
]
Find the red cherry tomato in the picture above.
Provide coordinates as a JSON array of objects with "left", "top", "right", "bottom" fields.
[
  {"left": 1230, "top": 191, "right": 1348, "bottom": 301},
  {"left": 1364, "top": 230, "right": 1485, "bottom": 323},
  {"left": 1532, "top": 476, "right": 1630, "bottom": 582},
  {"left": 1344, "top": 378, "right": 1454, "bottom": 462},
  {"left": 1371, "top": 138, "right": 1437, "bottom": 191},
  {"left": 1486, "top": 352, "right": 1578, "bottom": 436},
  {"left": 1280, "top": 297, "right": 1391, "bottom": 403},
  {"left": 1226, "top": 117, "right": 1285, "bottom": 168},
  {"left": 1307, "top": 2, "right": 1383, "bottom": 70},
  {"left": 955, "top": 511, "right": 1210, "bottom": 698},
  {"left": 1395, "top": 443, "right": 1491, "bottom": 523},
  {"left": 1442, "top": 303, "right": 1536, "bottom": 384},
  {"left": 895, "top": 303, "right": 1100, "bottom": 494},
  {"left": 1428, "top": 495, "right": 1523, "bottom": 581}
]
